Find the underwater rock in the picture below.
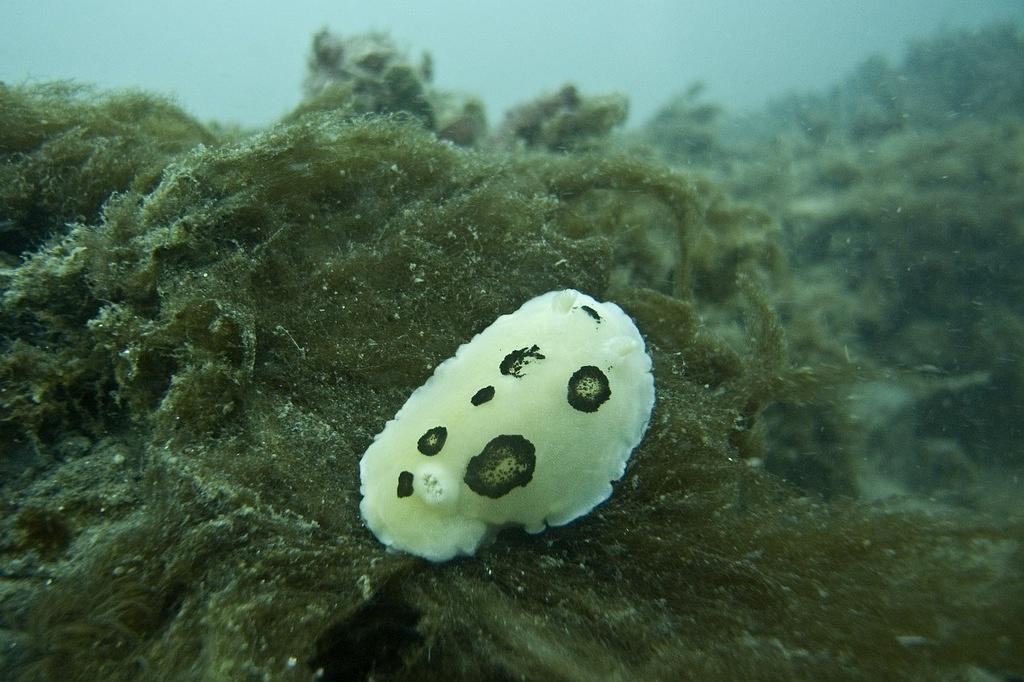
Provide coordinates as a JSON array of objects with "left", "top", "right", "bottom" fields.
[
  {"left": 298, "top": 28, "right": 486, "bottom": 147},
  {"left": 500, "top": 83, "right": 628, "bottom": 152},
  {"left": 2, "top": 26, "right": 1022, "bottom": 680}
]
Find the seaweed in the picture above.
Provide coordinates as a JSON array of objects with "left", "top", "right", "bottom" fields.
[
  {"left": 641, "top": 21, "right": 1024, "bottom": 505},
  {"left": 2, "top": 26, "right": 1022, "bottom": 682},
  {"left": 0, "top": 82, "right": 215, "bottom": 257},
  {"left": 297, "top": 28, "right": 487, "bottom": 148},
  {"left": 499, "top": 84, "right": 629, "bottom": 152},
  {"left": 641, "top": 82, "right": 724, "bottom": 166}
]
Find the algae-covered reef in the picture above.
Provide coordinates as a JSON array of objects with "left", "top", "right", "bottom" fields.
[
  {"left": 2, "top": 28, "right": 1022, "bottom": 681},
  {"left": 643, "top": 23, "right": 1024, "bottom": 510}
]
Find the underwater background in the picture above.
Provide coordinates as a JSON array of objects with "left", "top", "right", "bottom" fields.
[{"left": 2, "top": 2, "right": 1023, "bottom": 680}]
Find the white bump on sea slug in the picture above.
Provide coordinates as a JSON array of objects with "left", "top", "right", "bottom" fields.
[
  {"left": 551, "top": 289, "right": 577, "bottom": 313},
  {"left": 414, "top": 463, "right": 459, "bottom": 508}
]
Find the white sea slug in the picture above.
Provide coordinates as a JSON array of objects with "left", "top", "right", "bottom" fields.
[{"left": 359, "top": 289, "right": 655, "bottom": 561}]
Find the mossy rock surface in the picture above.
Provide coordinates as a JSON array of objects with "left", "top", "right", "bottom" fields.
[{"left": 0, "top": 84, "right": 1020, "bottom": 681}]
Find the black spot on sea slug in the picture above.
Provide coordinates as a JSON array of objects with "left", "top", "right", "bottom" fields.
[
  {"left": 471, "top": 385, "right": 495, "bottom": 406},
  {"left": 397, "top": 471, "right": 414, "bottom": 498},
  {"left": 464, "top": 435, "right": 536, "bottom": 498},
  {"left": 567, "top": 365, "right": 611, "bottom": 412},
  {"left": 499, "top": 344, "right": 545, "bottom": 378},
  {"left": 417, "top": 426, "right": 447, "bottom": 455},
  {"left": 579, "top": 305, "right": 601, "bottom": 322}
]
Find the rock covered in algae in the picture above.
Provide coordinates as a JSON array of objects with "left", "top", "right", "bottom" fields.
[
  {"left": 0, "top": 38, "right": 1021, "bottom": 682},
  {"left": 641, "top": 23, "right": 1024, "bottom": 508}
]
